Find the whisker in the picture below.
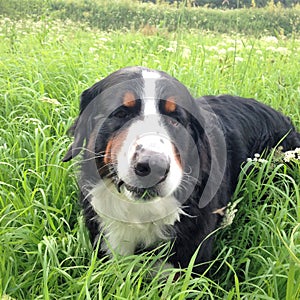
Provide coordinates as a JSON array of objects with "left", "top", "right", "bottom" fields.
[
  {"left": 80, "top": 155, "right": 105, "bottom": 163},
  {"left": 182, "top": 172, "right": 202, "bottom": 185}
]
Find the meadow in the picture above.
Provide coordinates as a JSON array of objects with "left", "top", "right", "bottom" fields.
[{"left": 0, "top": 4, "right": 300, "bottom": 299}]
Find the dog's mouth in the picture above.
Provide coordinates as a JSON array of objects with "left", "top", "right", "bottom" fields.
[{"left": 116, "top": 179, "right": 160, "bottom": 200}]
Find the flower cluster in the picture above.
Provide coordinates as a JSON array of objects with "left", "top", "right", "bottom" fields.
[
  {"left": 247, "top": 148, "right": 300, "bottom": 164},
  {"left": 220, "top": 199, "right": 241, "bottom": 228},
  {"left": 246, "top": 153, "right": 268, "bottom": 164},
  {"left": 283, "top": 148, "right": 300, "bottom": 162}
]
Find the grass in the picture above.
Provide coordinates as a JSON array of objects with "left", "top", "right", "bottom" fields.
[{"left": 0, "top": 9, "right": 300, "bottom": 300}]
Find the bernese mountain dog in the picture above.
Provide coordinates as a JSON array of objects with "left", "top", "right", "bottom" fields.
[{"left": 63, "top": 66, "right": 300, "bottom": 274}]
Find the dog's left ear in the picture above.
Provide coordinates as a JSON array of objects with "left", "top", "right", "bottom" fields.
[{"left": 62, "top": 81, "right": 105, "bottom": 162}]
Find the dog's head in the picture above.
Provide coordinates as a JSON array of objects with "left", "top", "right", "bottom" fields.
[{"left": 63, "top": 67, "right": 219, "bottom": 205}]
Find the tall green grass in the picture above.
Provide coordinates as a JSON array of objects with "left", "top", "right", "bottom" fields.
[{"left": 0, "top": 13, "right": 299, "bottom": 299}]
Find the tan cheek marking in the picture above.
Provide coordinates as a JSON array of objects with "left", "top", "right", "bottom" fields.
[
  {"left": 123, "top": 91, "right": 136, "bottom": 108},
  {"left": 104, "top": 138, "right": 113, "bottom": 165},
  {"left": 110, "top": 129, "right": 129, "bottom": 159},
  {"left": 104, "top": 129, "right": 129, "bottom": 166},
  {"left": 172, "top": 144, "right": 182, "bottom": 170},
  {"left": 165, "top": 96, "right": 177, "bottom": 113}
]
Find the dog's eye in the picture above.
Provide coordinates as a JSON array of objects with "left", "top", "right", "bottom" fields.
[{"left": 112, "top": 108, "right": 130, "bottom": 119}]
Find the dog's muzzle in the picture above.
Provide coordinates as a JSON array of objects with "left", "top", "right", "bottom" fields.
[{"left": 116, "top": 133, "right": 176, "bottom": 200}]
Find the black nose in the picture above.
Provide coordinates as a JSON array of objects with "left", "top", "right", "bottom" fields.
[
  {"left": 133, "top": 150, "right": 170, "bottom": 186},
  {"left": 135, "top": 161, "right": 151, "bottom": 177}
]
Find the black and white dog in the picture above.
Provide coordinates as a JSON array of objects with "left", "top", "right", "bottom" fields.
[{"left": 63, "top": 66, "right": 300, "bottom": 274}]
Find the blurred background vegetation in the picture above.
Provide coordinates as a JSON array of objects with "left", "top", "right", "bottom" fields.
[
  {"left": 0, "top": 0, "right": 299, "bottom": 36},
  {"left": 144, "top": 0, "right": 298, "bottom": 9}
]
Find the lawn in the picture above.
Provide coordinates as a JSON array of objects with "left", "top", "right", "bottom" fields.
[{"left": 0, "top": 9, "right": 299, "bottom": 300}]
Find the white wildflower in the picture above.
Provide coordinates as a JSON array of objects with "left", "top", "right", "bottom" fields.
[
  {"left": 226, "top": 38, "right": 243, "bottom": 46},
  {"left": 261, "top": 36, "right": 278, "bottom": 44},
  {"left": 89, "top": 47, "right": 97, "bottom": 53},
  {"left": 204, "top": 45, "right": 218, "bottom": 52},
  {"left": 217, "top": 42, "right": 227, "bottom": 47},
  {"left": 40, "top": 97, "right": 61, "bottom": 105},
  {"left": 220, "top": 198, "right": 242, "bottom": 228},
  {"left": 227, "top": 47, "right": 236, "bottom": 52},
  {"left": 182, "top": 47, "right": 191, "bottom": 59},
  {"left": 166, "top": 41, "right": 178, "bottom": 52},
  {"left": 258, "top": 158, "right": 268, "bottom": 163},
  {"left": 246, "top": 153, "right": 268, "bottom": 164},
  {"left": 218, "top": 48, "right": 226, "bottom": 55},
  {"left": 99, "top": 37, "right": 109, "bottom": 42},
  {"left": 266, "top": 46, "right": 276, "bottom": 52},
  {"left": 0, "top": 143, "right": 8, "bottom": 150},
  {"left": 276, "top": 47, "right": 290, "bottom": 56},
  {"left": 235, "top": 56, "right": 244, "bottom": 62}
]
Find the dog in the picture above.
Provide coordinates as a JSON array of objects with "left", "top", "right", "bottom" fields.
[{"left": 63, "top": 66, "right": 300, "bottom": 274}]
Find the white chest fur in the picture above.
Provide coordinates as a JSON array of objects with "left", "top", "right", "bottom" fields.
[{"left": 90, "top": 182, "right": 183, "bottom": 256}]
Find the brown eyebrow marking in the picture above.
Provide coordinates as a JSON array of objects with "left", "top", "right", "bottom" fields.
[
  {"left": 123, "top": 92, "right": 136, "bottom": 108},
  {"left": 165, "top": 96, "right": 177, "bottom": 113}
]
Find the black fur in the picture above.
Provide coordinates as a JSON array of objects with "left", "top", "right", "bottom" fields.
[{"left": 63, "top": 67, "right": 300, "bottom": 274}]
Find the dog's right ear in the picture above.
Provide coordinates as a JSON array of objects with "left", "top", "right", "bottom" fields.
[
  {"left": 62, "top": 117, "right": 84, "bottom": 162},
  {"left": 62, "top": 81, "right": 105, "bottom": 162}
]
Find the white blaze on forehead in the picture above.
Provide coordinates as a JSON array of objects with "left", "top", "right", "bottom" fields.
[
  {"left": 142, "top": 70, "right": 161, "bottom": 116},
  {"left": 136, "top": 134, "right": 171, "bottom": 153},
  {"left": 142, "top": 69, "right": 161, "bottom": 81}
]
